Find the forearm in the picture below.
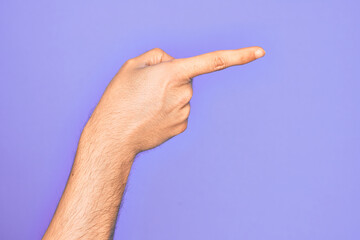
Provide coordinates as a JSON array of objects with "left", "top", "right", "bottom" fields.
[
  {"left": 43, "top": 121, "right": 136, "bottom": 240},
  {"left": 43, "top": 46, "right": 264, "bottom": 239}
]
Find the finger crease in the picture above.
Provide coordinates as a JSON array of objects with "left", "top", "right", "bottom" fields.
[{"left": 214, "top": 56, "right": 227, "bottom": 70}]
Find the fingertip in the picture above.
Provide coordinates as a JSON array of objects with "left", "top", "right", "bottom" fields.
[{"left": 254, "top": 47, "right": 266, "bottom": 59}]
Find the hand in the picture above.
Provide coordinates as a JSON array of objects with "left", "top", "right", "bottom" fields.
[
  {"left": 85, "top": 47, "right": 265, "bottom": 155},
  {"left": 44, "top": 46, "right": 265, "bottom": 240}
]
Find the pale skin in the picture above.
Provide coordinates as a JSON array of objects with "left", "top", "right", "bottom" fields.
[{"left": 43, "top": 46, "right": 265, "bottom": 240}]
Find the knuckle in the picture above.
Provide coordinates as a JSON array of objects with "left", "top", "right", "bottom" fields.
[
  {"left": 151, "top": 47, "right": 164, "bottom": 54},
  {"left": 184, "top": 87, "right": 193, "bottom": 102},
  {"left": 182, "top": 104, "right": 191, "bottom": 119},
  {"left": 240, "top": 52, "right": 250, "bottom": 62},
  {"left": 124, "top": 58, "right": 136, "bottom": 67},
  {"left": 177, "top": 121, "right": 188, "bottom": 134},
  {"left": 213, "top": 56, "right": 227, "bottom": 70},
  {"left": 240, "top": 51, "right": 253, "bottom": 63},
  {"left": 179, "top": 89, "right": 193, "bottom": 106}
]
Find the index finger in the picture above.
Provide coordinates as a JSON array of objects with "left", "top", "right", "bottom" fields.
[{"left": 173, "top": 47, "right": 265, "bottom": 79}]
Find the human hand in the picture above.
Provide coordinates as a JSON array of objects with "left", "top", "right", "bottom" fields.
[
  {"left": 84, "top": 47, "right": 265, "bottom": 155},
  {"left": 44, "top": 47, "right": 265, "bottom": 239}
]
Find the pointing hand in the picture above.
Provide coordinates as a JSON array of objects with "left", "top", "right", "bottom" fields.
[{"left": 84, "top": 47, "right": 265, "bottom": 155}]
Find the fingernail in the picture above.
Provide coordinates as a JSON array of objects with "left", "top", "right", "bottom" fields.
[{"left": 255, "top": 48, "right": 265, "bottom": 59}]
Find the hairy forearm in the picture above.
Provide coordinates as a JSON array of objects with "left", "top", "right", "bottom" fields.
[
  {"left": 43, "top": 120, "right": 136, "bottom": 240},
  {"left": 43, "top": 46, "right": 264, "bottom": 239}
]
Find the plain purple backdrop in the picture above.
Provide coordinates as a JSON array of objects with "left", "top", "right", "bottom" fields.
[{"left": 1, "top": 0, "right": 359, "bottom": 239}]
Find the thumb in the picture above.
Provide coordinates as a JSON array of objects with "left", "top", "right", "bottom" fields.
[{"left": 134, "top": 48, "right": 174, "bottom": 67}]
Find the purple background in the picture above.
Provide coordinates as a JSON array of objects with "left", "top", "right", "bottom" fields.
[{"left": 1, "top": 0, "right": 359, "bottom": 239}]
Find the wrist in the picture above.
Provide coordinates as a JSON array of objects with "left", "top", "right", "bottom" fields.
[{"left": 77, "top": 119, "right": 138, "bottom": 167}]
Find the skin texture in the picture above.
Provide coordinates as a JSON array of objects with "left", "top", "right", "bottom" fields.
[{"left": 42, "top": 46, "right": 265, "bottom": 240}]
